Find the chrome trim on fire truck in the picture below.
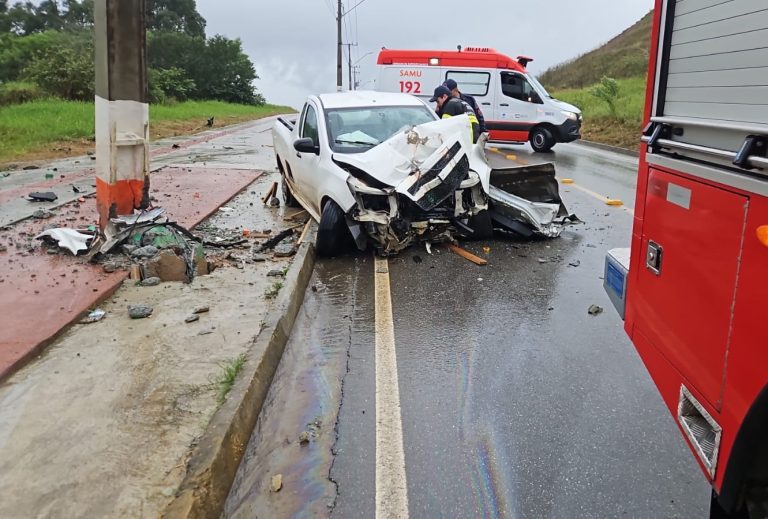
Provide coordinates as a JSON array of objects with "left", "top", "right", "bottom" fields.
[
  {"left": 651, "top": 116, "right": 768, "bottom": 138},
  {"left": 646, "top": 154, "right": 768, "bottom": 198},
  {"left": 642, "top": 137, "right": 768, "bottom": 171},
  {"left": 678, "top": 386, "right": 722, "bottom": 480}
]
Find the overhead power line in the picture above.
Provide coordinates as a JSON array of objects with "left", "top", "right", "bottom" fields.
[{"left": 343, "top": 0, "right": 370, "bottom": 15}]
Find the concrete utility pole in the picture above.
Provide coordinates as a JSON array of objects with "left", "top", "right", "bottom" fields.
[
  {"left": 342, "top": 43, "right": 357, "bottom": 90},
  {"left": 337, "top": 0, "right": 343, "bottom": 91},
  {"left": 94, "top": 0, "right": 150, "bottom": 229}
]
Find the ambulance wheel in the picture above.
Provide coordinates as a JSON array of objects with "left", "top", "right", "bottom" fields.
[
  {"left": 530, "top": 126, "right": 555, "bottom": 153},
  {"left": 316, "top": 200, "right": 351, "bottom": 258}
]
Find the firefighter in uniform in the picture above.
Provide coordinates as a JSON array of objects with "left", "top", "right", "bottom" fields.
[
  {"left": 429, "top": 85, "right": 480, "bottom": 143},
  {"left": 444, "top": 79, "right": 487, "bottom": 134}
]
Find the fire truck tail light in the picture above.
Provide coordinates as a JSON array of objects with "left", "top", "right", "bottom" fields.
[
  {"left": 678, "top": 386, "right": 722, "bottom": 479},
  {"left": 757, "top": 225, "right": 768, "bottom": 247}
]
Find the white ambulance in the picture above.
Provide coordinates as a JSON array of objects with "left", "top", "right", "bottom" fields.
[{"left": 376, "top": 47, "right": 582, "bottom": 152}]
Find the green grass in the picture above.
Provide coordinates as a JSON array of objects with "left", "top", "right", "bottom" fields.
[
  {"left": 0, "top": 99, "right": 293, "bottom": 164},
  {"left": 551, "top": 76, "right": 647, "bottom": 149},
  {"left": 264, "top": 281, "right": 283, "bottom": 300},
  {"left": 214, "top": 353, "right": 247, "bottom": 404},
  {"left": 553, "top": 76, "right": 646, "bottom": 123}
]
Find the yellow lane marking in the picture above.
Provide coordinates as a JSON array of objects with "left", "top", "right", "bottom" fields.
[
  {"left": 373, "top": 256, "right": 410, "bottom": 519},
  {"left": 558, "top": 178, "right": 635, "bottom": 215}
]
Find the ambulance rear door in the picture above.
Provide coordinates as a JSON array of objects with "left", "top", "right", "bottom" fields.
[{"left": 377, "top": 66, "right": 441, "bottom": 100}]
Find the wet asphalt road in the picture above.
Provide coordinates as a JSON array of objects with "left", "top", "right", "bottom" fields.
[{"left": 226, "top": 142, "right": 712, "bottom": 518}]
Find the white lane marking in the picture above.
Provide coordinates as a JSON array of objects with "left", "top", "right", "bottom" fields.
[{"left": 373, "top": 256, "right": 410, "bottom": 519}]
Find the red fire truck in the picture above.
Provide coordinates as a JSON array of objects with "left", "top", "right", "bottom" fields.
[{"left": 604, "top": 1, "right": 768, "bottom": 516}]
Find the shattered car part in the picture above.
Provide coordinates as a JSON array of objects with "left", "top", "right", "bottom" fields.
[
  {"left": 110, "top": 207, "right": 166, "bottom": 226},
  {"left": 35, "top": 228, "right": 93, "bottom": 255},
  {"left": 333, "top": 116, "right": 573, "bottom": 253},
  {"left": 487, "top": 165, "right": 571, "bottom": 238}
]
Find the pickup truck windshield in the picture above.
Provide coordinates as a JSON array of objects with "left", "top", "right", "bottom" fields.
[{"left": 326, "top": 105, "right": 436, "bottom": 154}]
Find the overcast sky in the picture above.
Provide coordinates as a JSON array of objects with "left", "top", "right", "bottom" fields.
[{"left": 196, "top": 1, "right": 654, "bottom": 109}]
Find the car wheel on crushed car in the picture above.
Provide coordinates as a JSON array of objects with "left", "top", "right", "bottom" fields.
[
  {"left": 282, "top": 176, "right": 300, "bottom": 208},
  {"left": 530, "top": 126, "right": 555, "bottom": 153},
  {"left": 316, "top": 200, "right": 351, "bottom": 257},
  {"left": 468, "top": 210, "right": 494, "bottom": 240}
]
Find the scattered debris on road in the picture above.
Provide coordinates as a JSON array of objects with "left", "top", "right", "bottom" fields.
[
  {"left": 184, "top": 314, "right": 200, "bottom": 323},
  {"left": 446, "top": 243, "right": 488, "bottom": 266},
  {"left": 128, "top": 304, "right": 154, "bottom": 319},
  {"left": 82, "top": 309, "right": 106, "bottom": 323},
  {"left": 270, "top": 474, "right": 283, "bottom": 493},
  {"left": 588, "top": 304, "right": 604, "bottom": 316},
  {"left": 36, "top": 228, "right": 93, "bottom": 254},
  {"left": 28, "top": 191, "right": 58, "bottom": 202}
]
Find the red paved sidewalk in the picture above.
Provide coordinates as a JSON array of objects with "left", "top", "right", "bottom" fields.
[{"left": 0, "top": 166, "right": 262, "bottom": 380}]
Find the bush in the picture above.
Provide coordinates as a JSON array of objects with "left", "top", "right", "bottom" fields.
[
  {"left": 149, "top": 67, "right": 196, "bottom": 103},
  {"left": 25, "top": 43, "right": 94, "bottom": 101},
  {"left": 589, "top": 76, "right": 620, "bottom": 117},
  {"left": 0, "top": 81, "right": 45, "bottom": 105}
]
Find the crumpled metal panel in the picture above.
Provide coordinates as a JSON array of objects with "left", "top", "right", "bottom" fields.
[{"left": 36, "top": 228, "right": 93, "bottom": 255}]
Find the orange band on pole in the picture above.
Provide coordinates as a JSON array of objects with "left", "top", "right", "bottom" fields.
[{"left": 96, "top": 177, "right": 146, "bottom": 224}]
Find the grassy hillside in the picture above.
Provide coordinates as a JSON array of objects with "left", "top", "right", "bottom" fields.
[
  {"left": 553, "top": 77, "right": 646, "bottom": 150},
  {"left": 540, "top": 11, "right": 652, "bottom": 89},
  {"left": 0, "top": 100, "right": 293, "bottom": 166},
  {"left": 539, "top": 11, "right": 653, "bottom": 149}
]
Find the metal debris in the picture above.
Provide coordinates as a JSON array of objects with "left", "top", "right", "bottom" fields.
[{"left": 35, "top": 228, "right": 93, "bottom": 255}]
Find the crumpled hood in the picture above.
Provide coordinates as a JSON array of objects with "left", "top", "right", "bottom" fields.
[{"left": 333, "top": 115, "right": 489, "bottom": 194}]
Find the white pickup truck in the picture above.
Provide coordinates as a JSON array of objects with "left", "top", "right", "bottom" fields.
[{"left": 272, "top": 91, "right": 573, "bottom": 256}]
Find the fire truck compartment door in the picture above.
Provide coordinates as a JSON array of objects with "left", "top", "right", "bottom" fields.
[{"left": 634, "top": 168, "right": 748, "bottom": 409}]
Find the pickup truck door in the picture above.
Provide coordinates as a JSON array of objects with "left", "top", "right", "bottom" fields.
[
  {"left": 491, "top": 71, "right": 540, "bottom": 142},
  {"left": 292, "top": 102, "right": 324, "bottom": 216}
]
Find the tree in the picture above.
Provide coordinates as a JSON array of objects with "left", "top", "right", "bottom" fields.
[
  {"left": 195, "top": 36, "right": 260, "bottom": 104},
  {"left": 149, "top": 66, "right": 195, "bottom": 102},
  {"left": 24, "top": 32, "right": 94, "bottom": 100},
  {"left": 7, "top": 2, "right": 45, "bottom": 35},
  {"left": 0, "top": 1, "right": 10, "bottom": 33},
  {"left": 63, "top": 0, "right": 93, "bottom": 27},
  {"left": 146, "top": 0, "right": 205, "bottom": 38}
]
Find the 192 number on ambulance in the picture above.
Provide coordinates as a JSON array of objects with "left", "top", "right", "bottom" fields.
[{"left": 399, "top": 81, "right": 421, "bottom": 94}]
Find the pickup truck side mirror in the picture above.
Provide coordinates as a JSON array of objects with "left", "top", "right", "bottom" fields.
[{"left": 294, "top": 138, "right": 319, "bottom": 155}]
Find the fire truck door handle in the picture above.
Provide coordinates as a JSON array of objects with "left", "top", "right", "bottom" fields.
[
  {"left": 500, "top": 103, "right": 509, "bottom": 107},
  {"left": 646, "top": 241, "right": 663, "bottom": 275},
  {"left": 481, "top": 102, "right": 491, "bottom": 106}
]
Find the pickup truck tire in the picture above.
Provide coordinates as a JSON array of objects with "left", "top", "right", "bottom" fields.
[
  {"left": 468, "top": 210, "right": 494, "bottom": 240},
  {"left": 530, "top": 126, "right": 555, "bottom": 153},
  {"left": 316, "top": 200, "right": 351, "bottom": 257},
  {"left": 282, "top": 176, "right": 300, "bottom": 207}
]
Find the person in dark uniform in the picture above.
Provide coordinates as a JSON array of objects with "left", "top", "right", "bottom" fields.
[
  {"left": 429, "top": 85, "right": 480, "bottom": 143},
  {"left": 444, "top": 79, "right": 487, "bottom": 134}
]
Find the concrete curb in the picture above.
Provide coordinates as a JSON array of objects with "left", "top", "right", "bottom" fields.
[
  {"left": 575, "top": 139, "right": 640, "bottom": 158},
  {"left": 163, "top": 222, "right": 318, "bottom": 519}
]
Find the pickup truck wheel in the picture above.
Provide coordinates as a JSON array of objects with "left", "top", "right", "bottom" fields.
[
  {"left": 530, "top": 127, "right": 555, "bottom": 153},
  {"left": 316, "top": 200, "right": 351, "bottom": 258},
  {"left": 282, "top": 176, "right": 300, "bottom": 208},
  {"left": 468, "top": 210, "right": 494, "bottom": 240}
]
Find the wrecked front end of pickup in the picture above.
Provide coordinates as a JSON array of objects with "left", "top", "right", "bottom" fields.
[{"left": 334, "top": 116, "right": 573, "bottom": 255}]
